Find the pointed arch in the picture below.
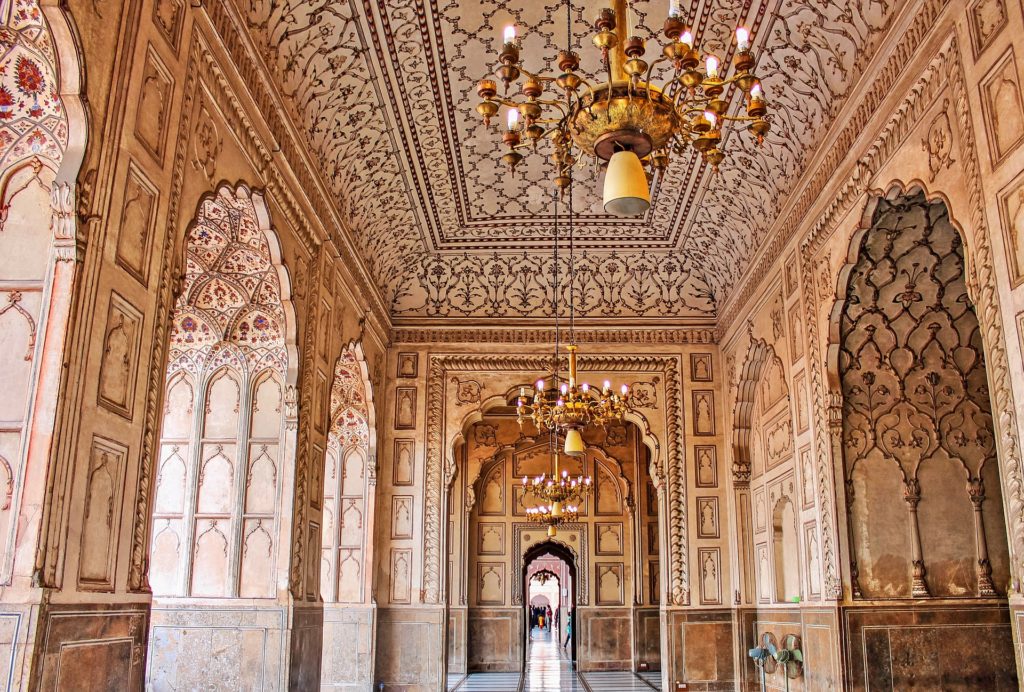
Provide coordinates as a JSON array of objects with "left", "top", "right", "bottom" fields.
[
  {"left": 321, "top": 341, "right": 377, "bottom": 604},
  {"left": 732, "top": 336, "right": 774, "bottom": 485},
  {"left": 150, "top": 184, "right": 297, "bottom": 601}
]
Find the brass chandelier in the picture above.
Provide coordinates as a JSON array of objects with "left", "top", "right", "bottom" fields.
[
  {"left": 475, "top": 0, "right": 770, "bottom": 216},
  {"left": 516, "top": 181, "right": 631, "bottom": 456},
  {"left": 523, "top": 437, "right": 592, "bottom": 537}
]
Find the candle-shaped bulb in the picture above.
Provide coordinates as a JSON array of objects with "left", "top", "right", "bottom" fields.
[
  {"left": 581, "top": 382, "right": 590, "bottom": 393},
  {"left": 504, "top": 25, "right": 516, "bottom": 44},
  {"left": 603, "top": 379, "right": 612, "bottom": 392},
  {"left": 562, "top": 469, "right": 568, "bottom": 478},
  {"left": 735, "top": 26, "right": 750, "bottom": 52},
  {"left": 680, "top": 30, "right": 693, "bottom": 49},
  {"left": 704, "top": 109, "right": 718, "bottom": 130},
  {"left": 621, "top": 384, "right": 629, "bottom": 396},
  {"left": 750, "top": 82, "right": 764, "bottom": 101},
  {"left": 536, "top": 378, "right": 545, "bottom": 391},
  {"left": 560, "top": 383, "right": 569, "bottom": 395},
  {"left": 705, "top": 54, "right": 720, "bottom": 79},
  {"left": 669, "top": 0, "right": 682, "bottom": 18},
  {"left": 519, "top": 386, "right": 527, "bottom": 397},
  {"left": 506, "top": 108, "right": 519, "bottom": 131}
]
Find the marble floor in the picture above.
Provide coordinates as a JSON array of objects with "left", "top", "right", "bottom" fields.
[{"left": 450, "top": 626, "right": 661, "bottom": 691}]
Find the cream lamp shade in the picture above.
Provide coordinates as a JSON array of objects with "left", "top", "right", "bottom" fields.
[
  {"left": 564, "top": 428, "right": 585, "bottom": 457},
  {"left": 603, "top": 150, "right": 651, "bottom": 217}
]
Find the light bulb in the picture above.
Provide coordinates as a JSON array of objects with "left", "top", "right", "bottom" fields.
[
  {"left": 750, "top": 82, "right": 764, "bottom": 101},
  {"left": 680, "top": 30, "right": 693, "bottom": 49},
  {"left": 669, "top": 0, "right": 682, "bottom": 18},
  {"left": 603, "top": 380, "right": 612, "bottom": 391},
  {"left": 621, "top": 384, "right": 629, "bottom": 395},
  {"left": 705, "top": 55, "right": 720, "bottom": 79},
  {"left": 560, "top": 383, "right": 569, "bottom": 395},
  {"left": 735, "top": 26, "right": 750, "bottom": 52},
  {"left": 504, "top": 25, "right": 516, "bottom": 44},
  {"left": 704, "top": 110, "right": 718, "bottom": 130},
  {"left": 537, "top": 378, "right": 545, "bottom": 391},
  {"left": 506, "top": 108, "right": 519, "bottom": 131},
  {"left": 581, "top": 382, "right": 590, "bottom": 393}
]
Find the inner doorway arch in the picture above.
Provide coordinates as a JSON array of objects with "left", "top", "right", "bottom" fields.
[{"left": 522, "top": 540, "right": 578, "bottom": 667}]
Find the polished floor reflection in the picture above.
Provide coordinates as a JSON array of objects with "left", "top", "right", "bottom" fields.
[{"left": 451, "top": 626, "right": 661, "bottom": 691}]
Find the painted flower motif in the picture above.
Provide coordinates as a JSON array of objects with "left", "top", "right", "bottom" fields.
[
  {"left": 15, "top": 55, "right": 43, "bottom": 96},
  {"left": 253, "top": 315, "right": 269, "bottom": 331},
  {"left": 0, "top": 85, "right": 14, "bottom": 120}
]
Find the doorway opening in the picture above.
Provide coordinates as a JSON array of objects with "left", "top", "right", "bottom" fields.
[{"left": 523, "top": 540, "right": 577, "bottom": 670}]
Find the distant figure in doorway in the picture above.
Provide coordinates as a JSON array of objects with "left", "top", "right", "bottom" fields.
[
  {"left": 545, "top": 606, "right": 553, "bottom": 630},
  {"left": 563, "top": 610, "right": 573, "bottom": 649}
]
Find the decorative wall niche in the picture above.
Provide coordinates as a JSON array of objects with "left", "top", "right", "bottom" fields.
[
  {"left": 840, "top": 193, "right": 1007, "bottom": 600},
  {"left": 393, "top": 439, "right": 415, "bottom": 486},
  {"left": 596, "top": 563, "right": 624, "bottom": 605},
  {"left": 695, "top": 446, "right": 718, "bottom": 488},
  {"left": 692, "top": 391, "right": 715, "bottom": 436},
  {"left": 397, "top": 352, "right": 418, "bottom": 378},
  {"left": 394, "top": 387, "right": 417, "bottom": 429},
  {"left": 690, "top": 353, "right": 713, "bottom": 382},
  {"left": 697, "top": 497, "right": 720, "bottom": 539},
  {"left": 981, "top": 48, "right": 1024, "bottom": 165},
  {"left": 97, "top": 292, "right": 143, "bottom": 420},
  {"left": 698, "top": 548, "right": 722, "bottom": 605}
]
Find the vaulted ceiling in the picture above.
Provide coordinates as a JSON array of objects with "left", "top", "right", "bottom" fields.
[{"left": 235, "top": 0, "right": 901, "bottom": 322}]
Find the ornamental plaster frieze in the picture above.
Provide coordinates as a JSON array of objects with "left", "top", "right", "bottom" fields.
[{"left": 389, "top": 327, "right": 717, "bottom": 345}]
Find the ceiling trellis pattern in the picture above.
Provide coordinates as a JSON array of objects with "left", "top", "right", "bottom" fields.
[{"left": 233, "top": 0, "right": 900, "bottom": 319}]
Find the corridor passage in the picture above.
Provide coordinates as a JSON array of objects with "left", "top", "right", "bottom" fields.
[{"left": 451, "top": 626, "right": 661, "bottom": 691}]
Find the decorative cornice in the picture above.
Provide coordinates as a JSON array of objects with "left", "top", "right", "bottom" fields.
[
  {"left": 390, "top": 327, "right": 717, "bottom": 345},
  {"left": 717, "top": 0, "right": 951, "bottom": 335}
]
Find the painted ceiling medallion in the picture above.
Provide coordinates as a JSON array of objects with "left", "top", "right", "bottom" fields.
[{"left": 476, "top": 0, "right": 770, "bottom": 216}]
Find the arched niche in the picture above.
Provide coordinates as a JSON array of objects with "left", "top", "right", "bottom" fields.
[
  {"left": 833, "top": 188, "right": 1008, "bottom": 599},
  {"left": 320, "top": 342, "right": 377, "bottom": 605},
  {"left": 148, "top": 184, "right": 298, "bottom": 600}
]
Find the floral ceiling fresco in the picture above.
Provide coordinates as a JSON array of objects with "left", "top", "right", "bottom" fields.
[{"left": 235, "top": 0, "right": 899, "bottom": 320}]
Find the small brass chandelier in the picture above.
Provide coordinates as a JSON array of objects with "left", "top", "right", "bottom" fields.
[
  {"left": 531, "top": 569, "right": 558, "bottom": 586},
  {"left": 516, "top": 181, "right": 631, "bottom": 455},
  {"left": 475, "top": 0, "right": 770, "bottom": 216},
  {"left": 523, "top": 434, "right": 592, "bottom": 537}
]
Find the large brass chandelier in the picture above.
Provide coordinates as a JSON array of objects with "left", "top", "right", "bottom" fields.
[
  {"left": 516, "top": 182, "right": 631, "bottom": 456},
  {"left": 475, "top": 0, "right": 770, "bottom": 216}
]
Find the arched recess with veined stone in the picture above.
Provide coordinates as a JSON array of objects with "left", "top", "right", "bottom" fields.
[
  {"left": 321, "top": 341, "right": 379, "bottom": 689},
  {"left": 146, "top": 184, "right": 300, "bottom": 687}
]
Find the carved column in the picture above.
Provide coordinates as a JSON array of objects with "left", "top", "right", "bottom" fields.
[
  {"left": 967, "top": 478, "right": 997, "bottom": 597},
  {"left": 903, "top": 478, "right": 930, "bottom": 598},
  {"left": 827, "top": 391, "right": 857, "bottom": 600}
]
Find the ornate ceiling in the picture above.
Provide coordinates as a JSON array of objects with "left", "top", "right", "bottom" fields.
[{"left": 234, "top": 0, "right": 900, "bottom": 322}]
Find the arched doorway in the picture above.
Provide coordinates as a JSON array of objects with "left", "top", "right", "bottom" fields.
[
  {"left": 446, "top": 394, "right": 662, "bottom": 688},
  {"left": 522, "top": 540, "right": 578, "bottom": 668}
]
